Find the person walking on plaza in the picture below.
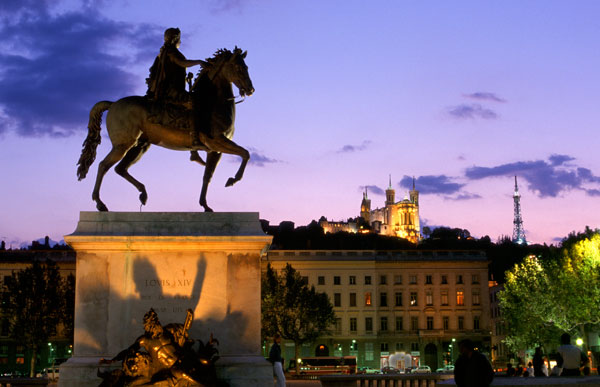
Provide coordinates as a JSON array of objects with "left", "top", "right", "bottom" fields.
[
  {"left": 557, "top": 333, "right": 588, "bottom": 376},
  {"left": 454, "top": 339, "right": 494, "bottom": 387},
  {"left": 268, "top": 333, "right": 286, "bottom": 387}
]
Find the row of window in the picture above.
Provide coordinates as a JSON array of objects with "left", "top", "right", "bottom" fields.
[
  {"left": 318, "top": 274, "right": 481, "bottom": 286},
  {"left": 335, "top": 315, "right": 481, "bottom": 333},
  {"left": 332, "top": 290, "right": 481, "bottom": 307}
]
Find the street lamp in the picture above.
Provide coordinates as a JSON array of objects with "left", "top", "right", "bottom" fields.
[{"left": 576, "top": 338, "right": 584, "bottom": 346}]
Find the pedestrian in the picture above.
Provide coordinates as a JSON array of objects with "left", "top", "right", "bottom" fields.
[
  {"left": 557, "top": 333, "right": 588, "bottom": 376},
  {"left": 526, "top": 361, "right": 534, "bottom": 377},
  {"left": 454, "top": 339, "right": 494, "bottom": 387},
  {"left": 268, "top": 333, "right": 286, "bottom": 387},
  {"left": 506, "top": 363, "right": 515, "bottom": 376},
  {"left": 532, "top": 347, "right": 545, "bottom": 377}
]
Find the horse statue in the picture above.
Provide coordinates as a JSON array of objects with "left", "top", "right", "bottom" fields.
[{"left": 76, "top": 47, "right": 254, "bottom": 212}]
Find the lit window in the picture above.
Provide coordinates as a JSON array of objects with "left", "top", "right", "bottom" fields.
[
  {"left": 456, "top": 291, "right": 464, "bottom": 306},
  {"left": 410, "top": 292, "right": 418, "bottom": 306},
  {"left": 441, "top": 291, "right": 449, "bottom": 306},
  {"left": 365, "top": 292, "right": 372, "bottom": 306},
  {"left": 426, "top": 291, "right": 433, "bottom": 306}
]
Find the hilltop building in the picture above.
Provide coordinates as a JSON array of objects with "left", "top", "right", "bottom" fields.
[{"left": 321, "top": 177, "right": 421, "bottom": 244}]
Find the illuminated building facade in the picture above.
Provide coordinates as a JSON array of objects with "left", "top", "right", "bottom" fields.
[
  {"left": 264, "top": 250, "right": 491, "bottom": 371},
  {"left": 366, "top": 177, "right": 420, "bottom": 243},
  {"left": 320, "top": 177, "right": 421, "bottom": 243}
]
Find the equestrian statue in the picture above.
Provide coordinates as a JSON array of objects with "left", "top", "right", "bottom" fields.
[{"left": 77, "top": 28, "right": 254, "bottom": 212}]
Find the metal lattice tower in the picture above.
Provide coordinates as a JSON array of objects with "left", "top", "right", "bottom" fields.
[{"left": 512, "top": 176, "right": 527, "bottom": 244}]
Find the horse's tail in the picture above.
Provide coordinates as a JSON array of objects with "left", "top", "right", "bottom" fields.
[{"left": 77, "top": 101, "right": 113, "bottom": 180}]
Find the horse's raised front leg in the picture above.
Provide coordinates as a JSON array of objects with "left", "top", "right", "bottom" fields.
[
  {"left": 205, "top": 135, "right": 250, "bottom": 188},
  {"left": 114, "top": 140, "right": 151, "bottom": 207},
  {"left": 92, "top": 145, "right": 130, "bottom": 211},
  {"left": 189, "top": 151, "right": 206, "bottom": 166},
  {"left": 199, "top": 151, "right": 222, "bottom": 212}
]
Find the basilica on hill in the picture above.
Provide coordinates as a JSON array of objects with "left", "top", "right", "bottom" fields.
[{"left": 320, "top": 177, "right": 421, "bottom": 244}]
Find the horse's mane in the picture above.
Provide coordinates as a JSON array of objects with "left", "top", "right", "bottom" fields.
[{"left": 197, "top": 47, "right": 243, "bottom": 79}]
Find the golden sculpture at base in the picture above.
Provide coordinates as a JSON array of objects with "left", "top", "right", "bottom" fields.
[{"left": 98, "top": 308, "right": 221, "bottom": 387}]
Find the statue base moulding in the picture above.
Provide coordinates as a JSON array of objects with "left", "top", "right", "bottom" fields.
[{"left": 58, "top": 212, "right": 273, "bottom": 387}]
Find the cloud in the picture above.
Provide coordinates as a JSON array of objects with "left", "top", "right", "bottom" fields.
[
  {"left": 462, "top": 92, "right": 506, "bottom": 103},
  {"left": 0, "top": 2, "right": 160, "bottom": 136},
  {"left": 448, "top": 192, "right": 482, "bottom": 201},
  {"left": 209, "top": 0, "right": 245, "bottom": 14},
  {"left": 548, "top": 154, "right": 575, "bottom": 166},
  {"left": 399, "top": 175, "right": 464, "bottom": 195},
  {"left": 397, "top": 175, "right": 481, "bottom": 201},
  {"left": 447, "top": 104, "right": 498, "bottom": 120},
  {"left": 585, "top": 189, "right": 600, "bottom": 197},
  {"left": 248, "top": 151, "right": 281, "bottom": 167},
  {"left": 337, "top": 140, "right": 371, "bottom": 153},
  {"left": 359, "top": 185, "right": 384, "bottom": 196},
  {"left": 229, "top": 147, "right": 280, "bottom": 167},
  {"left": 465, "top": 154, "right": 600, "bottom": 197}
]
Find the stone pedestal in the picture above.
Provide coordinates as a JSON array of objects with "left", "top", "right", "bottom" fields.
[{"left": 59, "top": 212, "right": 273, "bottom": 387}]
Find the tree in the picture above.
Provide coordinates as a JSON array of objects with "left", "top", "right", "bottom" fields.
[
  {"left": 1, "top": 260, "right": 68, "bottom": 376},
  {"left": 548, "top": 233, "right": 600, "bottom": 349},
  {"left": 262, "top": 263, "right": 336, "bottom": 374},
  {"left": 498, "top": 256, "right": 559, "bottom": 351},
  {"left": 499, "top": 231, "right": 600, "bottom": 353}
]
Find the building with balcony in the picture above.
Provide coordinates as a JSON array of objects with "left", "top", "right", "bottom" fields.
[{"left": 264, "top": 249, "right": 491, "bottom": 371}]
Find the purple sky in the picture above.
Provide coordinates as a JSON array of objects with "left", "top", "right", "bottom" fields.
[{"left": 1, "top": 0, "right": 599, "bottom": 247}]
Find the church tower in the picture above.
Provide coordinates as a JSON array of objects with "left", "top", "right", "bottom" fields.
[
  {"left": 385, "top": 175, "right": 395, "bottom": 205},
  {"left": 409, "top": 176, "right": 419, "bottom": 206},
  {"left": 360, "top": 187, "right": 371, "bottom": 223}
]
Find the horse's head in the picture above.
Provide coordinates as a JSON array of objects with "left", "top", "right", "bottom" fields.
[
  {"left": 223, "top": 47, "right": 254, "bottom": 97},
  {"left": 200, "top": 47, "right": 254, "bottom": 98}
]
